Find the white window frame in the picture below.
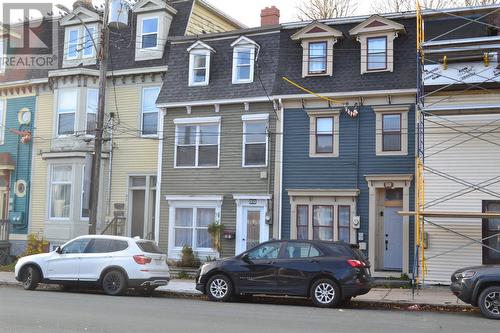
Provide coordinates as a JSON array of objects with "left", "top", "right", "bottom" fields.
[
  {"left": 82, "top": 25, "right": 97, "bottom": 58},
  {"left": 56, "top": 88, "right": 78, "bottom": 137},
  {"left": 66, "top": 27, "right": 80, "bottom": 60},
  {"left": 80, "top": 166, "right": 89, "bottom": 221},
  {"left": 140, "top": 86, "right": 161, "bottom": 137},
  {"left": 242, "top": 114, "right": 269, "bottom": 167},
  {"left": 166, "top": 197, "right": 223, "bottom": 259},
  {"left": 140, "top": 16, "right": 159, "bottom": 50},
  {"left": 48, "top": 164, "right": 73, "bottom": 221},
  {"left": 232, "top": 47, "right": 255, "bottom": 84},
  {"left": 366, "top": 36, "right": 388, "bottom": 71},
  {"left": 189, "top": 51, "right": 211, "bottom": 87},
  {"left": 174, "top": 117, "right": 221, "bottom": 169},
  {"left": 0, "top": 99, "right": 5, "bottom": 145},
  {"left": 86, "top": 88, "right": 98, "bottom": 136}
]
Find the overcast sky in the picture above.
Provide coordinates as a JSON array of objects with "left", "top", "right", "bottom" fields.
[{"left": 6, "top": 0, "right": 373, "bottom": 27}]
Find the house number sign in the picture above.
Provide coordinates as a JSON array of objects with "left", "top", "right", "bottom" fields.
[{"left": 248, "top": 199, "right": 257, "bottom": 205}]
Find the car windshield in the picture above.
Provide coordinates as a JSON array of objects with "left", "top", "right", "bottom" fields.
[{"left": 136, "top": 241, "right": 162, "bottom": 254}]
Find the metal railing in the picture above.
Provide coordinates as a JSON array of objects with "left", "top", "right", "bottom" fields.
[{"left": 101, "top": 217, "right": 126, "bottom": 236}]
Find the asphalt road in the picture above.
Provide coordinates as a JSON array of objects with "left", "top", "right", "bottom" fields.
[{"left": 0, "top": 286, "right": 497, "bottom": 333}]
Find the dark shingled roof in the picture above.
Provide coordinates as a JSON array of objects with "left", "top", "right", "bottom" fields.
[{"left": 157, "top": 29, "right": 281, "bottom": 105}]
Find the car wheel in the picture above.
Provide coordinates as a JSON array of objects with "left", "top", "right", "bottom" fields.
[
  {"left": 310, "top": 278, "right": 341, "bottom": 308},
  {"left": 22, "top": 266, "right": 40, "bottom": 291},
  {"left": 478, "top": 286, "right": 500, "bottom": 320},
  {"left": 206, "top": 274, "right": 233, "bottom": 302},
  {"left": 102, "top": 270, "right": 127, "bottom": 296}
]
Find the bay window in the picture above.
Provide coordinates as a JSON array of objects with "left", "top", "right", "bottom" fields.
[
  {"left": 50, "top": 165, "right": 72, "bottom": 219},
  {"left": 86, "top": 88, "right": 98, "bottom": 135},
  {"left": 175, "top": 117, "right": 220, "bottom": 168},
  {"left": 57, "top": 89, "right": 77, "bottom": 135}
]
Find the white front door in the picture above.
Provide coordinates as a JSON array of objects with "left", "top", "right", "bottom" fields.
[{"left": 236, "top": 205, "right": 268, "bottom": 255}]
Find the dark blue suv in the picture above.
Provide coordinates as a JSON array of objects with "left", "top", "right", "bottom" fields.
[
  {"left": 195, "top": 240, "right": 372, "bottom": 308},
  {"left": 451, "top": 265, "right": 500, "bottom": 319}
]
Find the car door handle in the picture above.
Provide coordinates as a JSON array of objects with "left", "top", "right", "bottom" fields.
[
  {"left": 310, "top": 259, "right": 319, "bottom": 263},
  {"left": 385, "top": 240, "right": 389, "bottom": 251}
]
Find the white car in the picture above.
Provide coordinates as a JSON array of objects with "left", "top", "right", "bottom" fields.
[{"left": 15, "top": 235, "right": 170, "bottom": 295}]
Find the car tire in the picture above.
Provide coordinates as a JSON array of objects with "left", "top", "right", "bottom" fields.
[
  {"left": 310, "top": 278, "right": 341, "bottom": 308},
  {"left": 21, "top": 266, "right": 40, "bottom": 291},
  {"left": 206, "top": 274, "right": 233, "bottom": 302},
  {"left": 478, "top": 286, "right": 500, "bottom": 320},
  {"left": 102, "top": 270, "right": 127, "bottom": 296}
]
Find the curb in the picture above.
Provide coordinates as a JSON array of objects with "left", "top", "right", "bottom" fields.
[{"left": 1, "top": 280, "right": 476, "bottom": 314}]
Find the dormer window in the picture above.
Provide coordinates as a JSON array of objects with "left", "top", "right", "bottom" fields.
[
  {"left": 188, "top": 41, "right": 215, "bottom": 87},
  {"left": 367, "top": 36, "right": 387, "bottom": 71},
  {"left": 133, "top": 0, "right": 177, "bottom": 61},
  {"left": 59, "top": 6, "right": 100, "bottom": 67},
  {"left": 140, "top": 17, "right": 159, "bottom": 49},
  {"left": 308, "top": 42, "right": 327, "bottom": 74},
  {"left": 231, "top": 36, "right": 259, "bottom": 84},
  {"left": 349, "top": 15, "right": 405, "bottom": 74},
  {"left": 65, "top": 25, "right": 97, "bottom": 61},
  {"left": 291, "top": 22, "right": 343, "bottom": 78}
]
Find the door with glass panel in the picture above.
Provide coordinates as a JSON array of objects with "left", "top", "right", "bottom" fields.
[
  {"left": 236, "top": 206, "right": 266, "bottom": 254},
  {"left": 483, "top": 201, "right": 500, "bottom": 264},
  {"left": 128, "top": 175, "right": 156, "bottom": 239}
]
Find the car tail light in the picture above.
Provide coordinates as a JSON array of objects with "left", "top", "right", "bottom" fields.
[
  {"left": 133, "top": 255, "right": 152, "bottom": 265},
  {"left": 347, "top": 259, "right": 365, "bottom": 268}
]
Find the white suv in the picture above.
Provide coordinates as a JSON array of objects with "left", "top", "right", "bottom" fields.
[{"left": 15, "top": 235, "right": 170, "bottom": 295}]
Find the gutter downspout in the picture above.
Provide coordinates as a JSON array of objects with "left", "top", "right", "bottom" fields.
[
  {"left": 278, "top": 98, "right": 284, "bottom": 240},
  {"left": 154, "top": 108, "right": 166, "bottom": 245}
]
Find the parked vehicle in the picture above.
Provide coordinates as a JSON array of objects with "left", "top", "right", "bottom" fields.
[
  {"left": 195, "top": 240, "right": 372, "bottom": 307},
  {"left": 451, "top": 265, "right": 500, "bottom": 319},
  {"left": 15, "top": 235, "right": 170, "bottom": 296}
]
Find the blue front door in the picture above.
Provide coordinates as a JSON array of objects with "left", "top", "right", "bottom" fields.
[{"left": 383, "top": 207, "right": 403, "bottom": 271}]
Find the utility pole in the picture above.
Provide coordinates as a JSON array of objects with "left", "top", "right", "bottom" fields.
[{"left": 89, "top": 0, "right": 110, "bottom": 234}]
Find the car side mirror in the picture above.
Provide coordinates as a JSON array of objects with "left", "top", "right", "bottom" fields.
[
  {"left": 241, "top": 253, "right": 252, "bottom": 264},
  {"left": 55, "top": 246, "right": 62, "bottom": 254}
]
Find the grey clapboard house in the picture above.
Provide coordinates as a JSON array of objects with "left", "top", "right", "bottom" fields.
[{"left": 156, "top": 26, "right": 281, "bottom": 259}]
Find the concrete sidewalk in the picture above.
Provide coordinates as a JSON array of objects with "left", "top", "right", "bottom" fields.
[{"left": 0, "top": 271, "right": 468, "bottom": 308}]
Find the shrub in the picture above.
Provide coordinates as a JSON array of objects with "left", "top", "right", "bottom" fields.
[
  {"left": 177, "top": 246, "right": 200, "bottom": 268},
  {"left": 23, "top": 233, "right": 49, "bottom": 256}
]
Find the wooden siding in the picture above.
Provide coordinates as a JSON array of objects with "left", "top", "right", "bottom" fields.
[
  {"left": 30, "top": 91, "right": 52, "bottom": 234},
  {"left": 159, "top": 102, "right": 276, "bottom": 258},
  {"left": 106, "top": 84, "right": 159, "bottom": 227},
  {"left": 186, "top": 1, "right": 240, "bottom": 35},
  {"left": 424, "top": 113, "right": 500, "bottom": 283},
  {"left": 281, "top": 105, "right": 416, "bottom": 265}
]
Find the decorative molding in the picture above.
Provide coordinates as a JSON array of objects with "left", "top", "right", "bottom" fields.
[{"left": 287, "top": 189, "right": 360, "bottom": 197}]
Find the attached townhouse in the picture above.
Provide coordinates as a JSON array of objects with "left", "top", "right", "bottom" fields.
[
  {"left": 25, "top": 0, "right": 242, "bottom": 250},
  {"left": 156, "top": 11, "right": 282, "bottom": 259},
  {"left": 419, "top": 6, "right": 500, "bottom": 283},
  {"left": 276, "top": 15, "right": 417, "bottom": 277},
  {"left": 0, "top": 18, "right": 54, "bottom": 256}
]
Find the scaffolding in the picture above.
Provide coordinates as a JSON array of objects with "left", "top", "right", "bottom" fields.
[{"left": 410, "top": 2, "right": 500, "bottom": 287}]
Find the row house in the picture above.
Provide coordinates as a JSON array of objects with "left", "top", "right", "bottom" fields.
[
  {"left": 420, "top": 7, "right": 500, "bottom": 283},
  {"left": 0, "top": 18, "right": 53, "bottom": 255},
  {"left": 2, "top": 0, "right": 242, "bottom": 253},
  {"left": 157, "top": 7, "right": 418, "bottom": 277},
  {"left": 156, "top": 22, "right": 282, "bottom": 259}
]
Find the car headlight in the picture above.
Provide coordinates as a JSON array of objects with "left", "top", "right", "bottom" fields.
[{"left": 456, "top": 270, "right": 476, "bottom": 279}]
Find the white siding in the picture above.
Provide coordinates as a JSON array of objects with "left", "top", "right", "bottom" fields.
[{"left": 424, "top": 113, "right": 500, "bottom": 284}]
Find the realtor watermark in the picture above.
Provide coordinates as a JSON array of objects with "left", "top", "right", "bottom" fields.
[{"left": 1, "top": 2, "right": 59, "bottom": 71}]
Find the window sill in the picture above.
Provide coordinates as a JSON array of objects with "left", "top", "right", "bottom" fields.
[
  {"left": 188, "top": 82, "right": 209, "bottom": 87},
  {"left": 232, "top": 80, "right": 254, "bottom": 85},
  {"left": 376, "top": 151, "right": 408, "bottom": 156},
  {"left": 305, "top": 72, "right": 330, "bottom": 77},
  {"left": 363, "top": 68, "right": 391, "bottom": 74},
  {"left": 309, "top": 153, "right": 338, "bottom": 158},
  {"left": 242, "top": 164, "right": 268, "bottom": 168},
  {"left": 174, "top": 165, "right": 220, "bottom": 169}
]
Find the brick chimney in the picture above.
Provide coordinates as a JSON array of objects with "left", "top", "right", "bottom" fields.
[
  {"left": 261, "top": 6, "right": 280, "bottom": 27},
  {"left": 73, "top": 0, "right": 94, "bottom": 10}
]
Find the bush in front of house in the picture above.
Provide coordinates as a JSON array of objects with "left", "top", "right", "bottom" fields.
[{"left": 177, "top": 246, "right": 200, "bottom": 268}]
